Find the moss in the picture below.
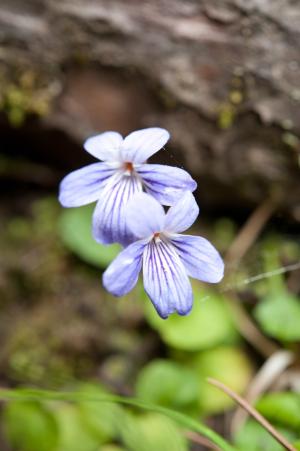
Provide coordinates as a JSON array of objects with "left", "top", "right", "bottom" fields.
[
  {"left": 229, "top": 90, "right": 243, "bottom": 105},
  {"left": 217, "top": 74, "right": 246, "bottom": 129},
  {"left": 8, "top": 331, "right": 74, "bottom": 386},
  {"left": 282, "top": 132, "right": 299, "bottom": 149},
  {"left": 0, "top": 68, "right": 55, "bottom": 126},
  {"left": 217, "top": 103, "right": 236, "bottom": 129}
]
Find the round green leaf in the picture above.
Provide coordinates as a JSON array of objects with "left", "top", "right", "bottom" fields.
[
  {"left": 256, "top": 392, "right": 300, "bottom": 430},
  {"left": 192, "top": 346, "right": 253, "bottom": 414},
  {"left": 145, "top": 288, "right": 237, "bottom": 351},
  {"left": 234, "top": 419, "right": 298, "bottom": 451},
  {"left": 3, "top": 401, "right": 58, "bottom": 451},
  {"left": 135, "top": 359, "right": 198, "bottom": 412},
  {"left": 120, "top": 411, "right": 188, "bottom": 451},
  {"left": 55, "top": 403, "right": 101, "bottom": 451},
  {"left": 254, "top": 292, "right": 300, "bottom": 342},
  {"left": 59, "top": 204, "right": 121, "bottom": 268},
  {"left": 77, "top": 383, "right": 122, "bottom": 442}
]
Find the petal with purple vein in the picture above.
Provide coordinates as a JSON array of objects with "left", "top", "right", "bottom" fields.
[
  {"left": 92, "top": 171, "right": 143, "bottom": 246},
  {"left": 164, "top": 191, "right": 199, "bottom": 233},
  {"left": 138, "top": 164, "right": 197, "bottom": 206},
  {"left": 171, "top": 234, "right": 224, "bottom": 283},
  {"left": 103, "top": 239, "right": 147, "bottom": 296},
  {"left": 143, "top": 238, "right": 193, "bottom": 319},
  {"left": 126, "top": 192, "right": 165, "bottom": 239},
  {"left": 58, "top": 162, "right": 117, "bottom": 207}
]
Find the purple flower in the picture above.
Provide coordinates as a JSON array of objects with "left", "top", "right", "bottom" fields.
[
  {"left": 103, "top": 192, "right": 224, "bottom": 319},
  {"left": 59, "top": 128, "right": 196, "bottom": 246}
]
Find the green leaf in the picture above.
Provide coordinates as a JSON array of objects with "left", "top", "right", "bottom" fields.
[
  {"left": 120, "top": 411, "right": 188, "bottom": 451},
  {"left": 254, "top": 292, "right": 300, "bottom": 342},
  {"left": 59, "top": 204, "right": 121, "bottom": 267},
  {"left": 256, "top": 392, "right": 300, "bottom": 430},
  {"left": 293, "top": 440, "right": 300, "bottom": 450},
  {"left": 135, "top": 359, "right": 198, "bottom": 412},
  {"left": 234, "top": 419, "right": 298, "bottom": 451},
  {"left": 56, "top": 403, "right": 101, "bottom": 451},
  {"left": 145, "top": 288, "right": 237, "bottom": 351},
  {"left": 102, "top": 446, "right": 125, "bottom": 451},
  {"left": 3, "top": 401, "right": 58, "bottom": 451},
  {"left": 77, "top": 383, "right": 123, "bottom": 442},
  {"left": 192, "top": 346, "right": 253, "bottom": 414}
]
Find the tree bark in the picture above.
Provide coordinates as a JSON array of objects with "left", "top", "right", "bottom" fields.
[{"left": 1, "top": 0, "right": 300, "bottom": 219}]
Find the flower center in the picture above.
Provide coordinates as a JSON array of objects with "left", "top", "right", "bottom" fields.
[
  {"left": 153, "top": 232, "right": 161, "bottom": 243},
  {"left": 123, "top": 162, "right": 134, "bottom": 173}
]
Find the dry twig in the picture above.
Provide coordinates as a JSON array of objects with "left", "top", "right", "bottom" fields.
[
  {"left": 225, "top": 198, "right": 277, "bottom": 264},
  {"left": 185, "top": 430, "right": 221, "bottom": 450},
  {"left": 231, "top": 350, "right": 294, "bottom": 435},
  {"left": 207, "top": 378, "right": 297, "bottom": 451}
]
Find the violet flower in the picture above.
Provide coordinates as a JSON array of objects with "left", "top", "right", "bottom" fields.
[
  {"left": 59, "top": 128, "right": 196, "bottom": 246},
  {"left": 103, "top": 192, "right": 224, "bottom": 318}
]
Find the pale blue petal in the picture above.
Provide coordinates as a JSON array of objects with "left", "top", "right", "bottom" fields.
[
  {"left": 59, "top": 163, "right": 116, "bottom": 207},
  {"left": 92, "top": 172, "right": 143, "bottom": 246},
  {"left": 103, "top": 240, "right": 147, "bottom": 296},
  {"left": 143, "top": 239, "right": 193, "bottom": 319},
  {"left": 139, "top": 164, "right": 197, "bottom": 206},
  {"left": 171, "top": 235, "right": 224, "bottom": 283},
  {"left": 121, "top": 128, "right": 170, "bottom": 163},
  {"left": 126, "top": 192, "right": 165, "bottom": 239},
  {"left": 165, "top": 191, "right": 199, "bottom": 233},
  {"left": 84, "top": 131, "right": 123, "bottom": 161}
]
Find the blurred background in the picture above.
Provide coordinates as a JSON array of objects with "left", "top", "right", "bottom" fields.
[{"left": 0, "top": 0, "right": 300, "bottom": 450}]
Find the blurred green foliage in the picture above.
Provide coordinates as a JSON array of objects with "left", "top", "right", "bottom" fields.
[{"left": 1, "top": 385, "right": 234, "bottom": 451}]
